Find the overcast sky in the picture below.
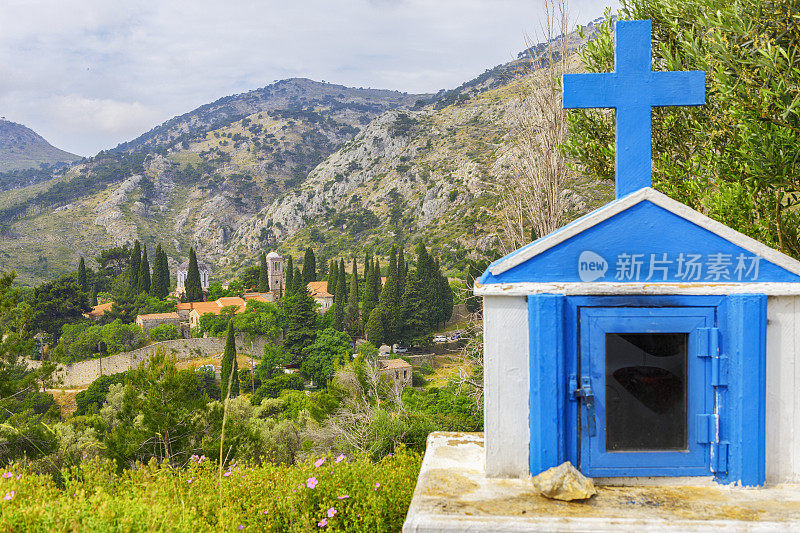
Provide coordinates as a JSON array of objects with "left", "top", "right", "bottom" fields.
[{"left": 0, "top": 0, "right": 620, "bottom": 156}]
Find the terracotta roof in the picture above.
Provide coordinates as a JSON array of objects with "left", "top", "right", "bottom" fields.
[
  {"left": 380, "top": 358, "right": 412, "bottom": 370},
  {"left": 86, "top": 302, "right": 113, "bottom": 318},
  {"left": 216, "top": 297, "right": 246, "bottom": 307},
  {"left": 136, "top": 312, "right": 180, "bottom": 320},
  {"left": 243, "top": 292, "right": 274, "bottom": 302},
  {"left": 187, "top": 297, "right": 246, "bottom": 317},
  {"left": 307, "top": 281, "right": 333, "bottom": 298}
]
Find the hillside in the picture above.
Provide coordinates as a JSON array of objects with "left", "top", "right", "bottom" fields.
[
  {"left": 0, "top": 23, "right": 611, "bottom": 286},
  {"left": 0, "top": 119, "right": 80, "bottom": 173}
]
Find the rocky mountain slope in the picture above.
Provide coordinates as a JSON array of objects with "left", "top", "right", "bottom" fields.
[
  {"left": 0, "top": 22, "right": 611, "bottom": 286},
  {"left": 0, "top": 119, "right": 80, "bottom": 173}
]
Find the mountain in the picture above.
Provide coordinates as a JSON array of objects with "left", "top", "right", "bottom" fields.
[
  {"left": 0, "top": 26, "right": 610, "bottom": 286},
  {"left": 0, "top": 119, "right": 80, "bottom": 173}
]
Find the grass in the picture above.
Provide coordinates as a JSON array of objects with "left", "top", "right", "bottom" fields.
[{"left": 0, "top": 447, "right": 421, "bottom": 532}]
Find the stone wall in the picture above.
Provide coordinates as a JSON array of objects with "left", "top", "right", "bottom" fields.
[{"left": 28, "top": 334, "right": 270, "bottom": 388}]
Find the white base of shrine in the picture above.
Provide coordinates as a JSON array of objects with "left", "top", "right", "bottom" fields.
[{"left": 403, "top": 432, "right": 800, "bottom": 532}]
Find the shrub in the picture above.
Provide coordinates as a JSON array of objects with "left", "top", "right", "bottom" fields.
[{"left": 148, "top": 323, "right": 180, "bottom": 341}]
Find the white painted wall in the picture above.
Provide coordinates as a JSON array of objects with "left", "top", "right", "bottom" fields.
[
  {"left": 483, "top": 296, "right": 530, "bottom": 477},
  {"left": 766, "top": 296, "right": 800, "bottom": 484},
  {"left": 482, "top": 294, "right": 800, "bottom": 484}
]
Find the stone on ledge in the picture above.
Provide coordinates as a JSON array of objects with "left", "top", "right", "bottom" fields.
[{"left": 531, "top": 462, "right": 597, "bottom": 501}]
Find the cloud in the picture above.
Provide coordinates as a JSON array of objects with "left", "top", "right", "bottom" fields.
[{"left": 0, "top": 0, "right": 621, "bottom": 155}]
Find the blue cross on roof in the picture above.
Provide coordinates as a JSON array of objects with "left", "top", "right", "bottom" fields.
[{"left": 563, "top": 20, "right": 705, "bottom": 198}]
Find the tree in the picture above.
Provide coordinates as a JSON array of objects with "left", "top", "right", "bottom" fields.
[
  {"left": 333, "top": 265, "right": 346, "bottom": 332},
  {"left": 91, "top": 283, "right": 99, "bottom": 307},
  {"left": 98, "top": 245, "right": 130, "bottom": 277},
  {"left": 283, "top": 284, "right": 318, "bottom": 363},
  {"left": 362, "top": 257, "right": 379, "bottom": 327},
  {"left": 221, "top": 320, "right": 239, "bottom": 399},
  {"left": 565, "top": 1, "right": 800, "bottom": 258},
  {"left": 327, "top": 259, "right": 338, "bottom": 297},
  {"left": 301, "top": 327, "right": 351, "bottom": 387},
  {"left": 397, "top": 247, "right": 407, "bottom": 296},
  {"left": 127, "top": 240, "right": 142, "bottom": 294},
  {"left": 400, "top": 268, "right": 427, "bottom": 344},
  {"left": 346, "top": 258, "right": 360, "bottom": 337},
  {"left": 138, "top": 244, "right": 150, "bottom": 294},
  {"left": 285, "top": 256, "right": 294, "bottom": 297},
  {"left": 150, "top": 244, "right": 163, "bottom": 298},
  {"left": 78, "top": 257, "right": 88, "bottom": 293},
  {"left": 364, "top": 306, "right": 386, "bottom": 347},
  {"left": 184, "top": 247, "right": 203, "bottom": 302},
  {"left": 258, "top": 252, "right": 269, "bottom": 293},
  {"left": 27, "top": 275, "right": 91, "bottom": 340},
  {"left": 292, "top": 267, "right": 303, "bottom": 295},
  {"left": 433, "top": 262, "right": 454, "bottom": 327},
  {"left": 159, "top": 246, "right": 171, "bottom": 297},
  {"left": 375, "top": 246, "right": 401, "bottom": 348},
  {"left": 302, "top": 247, "right": 317, "bottom": 283}
]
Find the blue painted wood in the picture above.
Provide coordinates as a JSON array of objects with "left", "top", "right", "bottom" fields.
[
  {"left": 562, "top": 20, "right": 705, "bottom": 198},
  {"left": 717, "top": 294, "right": 767, "bottom": 486},
  {"left": 479, "top": 201, "right": 800, "bottom": 285},
  {"left": 528, "top": 294, "right": 567, "bottom": 475},
  {"left": 579, "top": 306, "right": 715, "bottom": 477}
]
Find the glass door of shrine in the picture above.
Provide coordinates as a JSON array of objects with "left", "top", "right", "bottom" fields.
[{"left": 575, "top": 306, "right": 717, "bottom": 477}]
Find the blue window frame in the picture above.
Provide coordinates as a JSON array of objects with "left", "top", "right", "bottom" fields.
[
  {"left": 578, "top": 306, "right": 715, "bottom": 477},
  {"left": 527, "top": 294, "right": 767, "bottom": 486}
]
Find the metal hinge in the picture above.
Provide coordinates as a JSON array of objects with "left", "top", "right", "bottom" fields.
[
  {"left": 711, "top": 442, "right": 729, "bottom": 473},
  {"left": 698, "top": 327, "right": 727, "bottom": 387},
  {"left": 696, "top": 413, "right": 718, "bottom": 444}
]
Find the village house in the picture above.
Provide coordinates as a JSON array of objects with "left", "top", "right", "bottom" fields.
[
  {"left": 135, "top": 312, "right": 181, "bottom": 333},
  {"left": 243, "top": 291, "right": 276, "bottom": 303},
  {"left": 306, "top": 281, "right": 333, "bottom": 312},
  {"left": 378, "top": 358, "right": 412, "bottom": 389},
  {"left": 178, "top": 296, "right": 247, "bottom": 329}
]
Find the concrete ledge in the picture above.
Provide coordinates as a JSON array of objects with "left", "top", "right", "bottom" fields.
[{"left": 403, "top": 432, "right": 800, "bottom": 532}]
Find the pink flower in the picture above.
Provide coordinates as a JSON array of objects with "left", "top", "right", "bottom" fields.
[
  {"left": 223, "top": 471, "right": 231, "bottom": 477},
  {"left": 3, "top": 491, "right": 14, "bottom": 501},
  {"left": 314, "top": 457, "right": 325, "bottom": 468},
  {"left": 238, "top": 526, "right": 243, "bottom": 531},
  {"left": 1, "top": 472, "right": 11, "bottom": 479},
  {"left": 374, "top": 482, "right": 381, "bottom": 491},
  {"left": 327, "top": 507, "right": 337, "bottom": 518},
  {"left": 306, "top": 476, "right": 318, "bottom": 489},
  {"left": 335, "top": 454, "right": 345, "bottom": 464},
  {"left": 317, "top": 518, "right": 327, "bottom": 527},
  {"left": 15, "top": 474, "right": 21, "bottom": 481},
  {"left": 337, "top": 495, "right": 349, "bottom": 500},
  {"left": 188, "top": 477, "right": 195, "bottom": 484},
  {"left": 263, "top": 509, "right": 268, "bottom": 515}
]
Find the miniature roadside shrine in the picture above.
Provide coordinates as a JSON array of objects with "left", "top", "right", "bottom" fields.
[{"left": 404, "top": 20, "right": 800, "bottom": 532}]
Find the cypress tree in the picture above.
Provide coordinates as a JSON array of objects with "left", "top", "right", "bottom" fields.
[
  {"left": 77, "top": 257, "right": 88, "bottom": 293},
  {"left": 376, "top": 246, "right": 401, "bottom": 348},
  {"left": 346, "top": 258, "right": 360, "bottom": 337},
  {"left": 327, "top": 259, "right": 338, "bottom": 297},
  {"left": 184, "top": 247, "right": 203, "bottom": 302},
  {"left": 127, "top": 241, "right": 141, "bottom": 294},
  {"left": 338, "top": 259, "right": 347, "bottom": 302},
  {"left": 285, "top": 256, "right": 294, "bottom": 297},
  {"left": 284, "top": 284, "right": 318, "bottom": 363},
  {"left": 292, "top": 267, "right": 304, "bottom": 295},
  {"left": 434, "top": 260, "right": 454, "bottom": 327},
  {"left": 372, "top": 259, "right": 382, "bottom": 301},
  {"left": 333, "top": 275, "right": 345, "bottom": 331},
  {"left": 302, "top": 247, "right": 317, "bottom": 283},
  {"left": 362, "top": 257, "right": 379, "bottom": 328},
  {"left": 221, "top": 320, "right": 239, "bottom": 399},
  {"left": 400, "top": 267, "right": 427, "bottom": 344},
  {"left": 259, "top": 252, "right": 269, "bottom": 293},
  {"left": 138, "top": 244, "right": 151, "bottom": 294},
  {"left": 150, "top": 244, "right": 161, "bottom": 297},
  {"left": 365, "top": 306, "right": 385, "bottom": 347},
  {"left": 397, "top": 247, "right": 407, "bottom": 297},
  {"left": 159, "top": 247, "right": 171, "bottom": 297},
  {"left": 415, "top": 242, "right": 436, "bottom": 327},
  {"left": 91, "top": 284, "right": 98, "bottom": 307}
]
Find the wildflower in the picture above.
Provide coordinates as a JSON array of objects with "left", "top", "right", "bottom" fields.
[
  {"left": 327, "top": 507, "right": 337, "bottom": 518},
  {"left": 337, "top": 495, "right": 349, "bottom": 500},
  {"left": 1, "top": 472, "right": 11, "bottom": 479},
  {"left": 314, "top": 457, "right": 325, "bottom": 468},
  {"left": 263, "top": 509, "right": 269, "bottom": 515},
  {"left": 223, "top": 471, "right": 231, "bottom": 477},
  {"left": 317, "top": 518, "right": 327, "bottom": 527},
  {"left": 190, "top": 454, "right": 199, "bottom": 462},
  {"left": 188, "top": 477, "right": 195, "bottom": 484},
  {"left": 306, "top": 477, "right": 318, "bottom": 489},
  {"left": 3, "top": 491, "right": 14, "bottom": 501},
  {"left": 374, "top": 482, "right": 381, "bottom": 491},
  {"left": 238, "top": 526, "right": 244, "bottom": 531},
  {"left": 335, "top": 454, "right": 345, "bottom": 464},
  {"left": 15, "top": 474, "right": 21, "bottom": 481}
]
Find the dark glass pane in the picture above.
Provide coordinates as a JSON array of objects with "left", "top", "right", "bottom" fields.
[{"left": 605, "top": 333, "right": 687, "bottom": 451}]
